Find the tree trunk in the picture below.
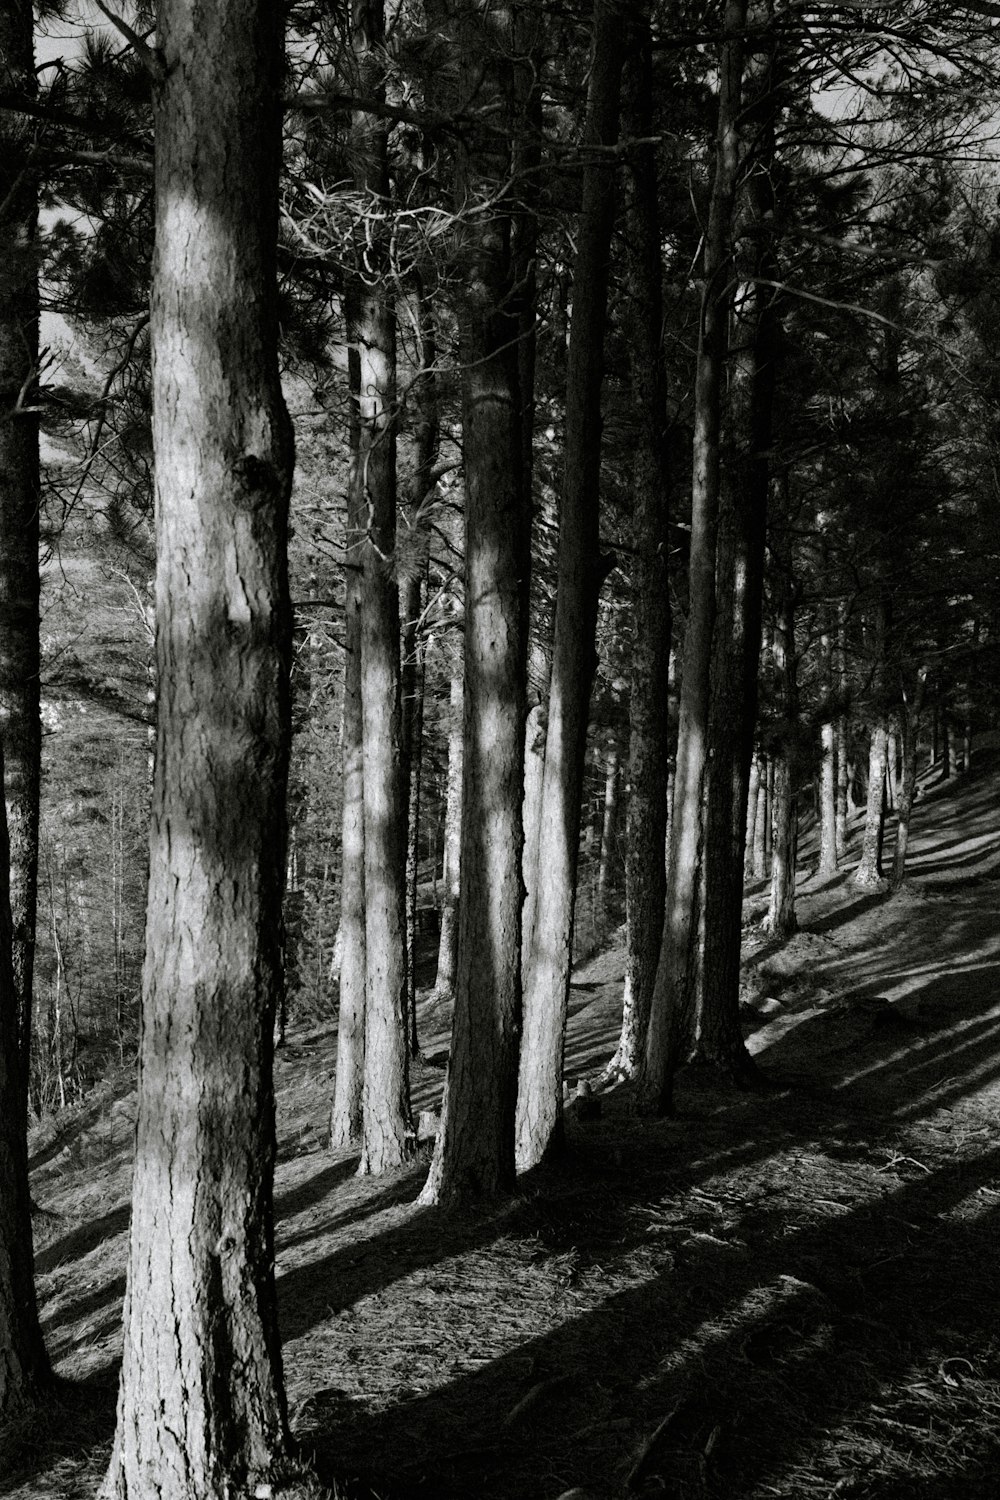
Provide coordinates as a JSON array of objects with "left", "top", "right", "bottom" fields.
[
  {"left": 892, "top": 669, "right": 926, "bottom": 887},
  {"left": 751, "top": 755, "right": 768, "bottom": 877},
  {"left": 401, "top": 564, "right": 426, "bottom": 1058},
  {"left": 886, "top": 728, "right": 897, "bottom": 809},
  {"left": 940, "top": 714, "right": 951, "bottom": 780},
  {"left": 352, "top": 0, "right": 413, "bottom": 1175},
  {"left": 642, "top": 0, "right": 746, "bottom": 1116},
  {"left": 604, "top": 0, "right": 671, "bottom": 1087},
  {"left": 835, "top": 606, "right": 849, "bottom": 860},
  {"left": 744, "top": 755, "right": 760, "bottom": 881},
  {"left": 854, "top": 598, "right": 890, "bottom": 890},
  {"left": 0, "top": 0, "right": 41, "bottom": 1111},
  {"left": 698, "top": 0, "right": 777, "bottom": 1081},
  {"left": 854, "top": 724, "right": 888, "bottom": 887},
  {"left": 330, "top": 341, "right": 366, "bottom": 1151},
  {"left": 420, "top": 0, "right": 528, "bottom": 1204},
  {"left": 401, "top": 288, "right": 438, "bottom": 1055},
  {"left": 102, "top": 3, "right": 294, "bottom": 1490},
  {"left": 516, "top": 0, "right": 623, "bottom": 1170},
  {"left": 0, "top": 748, "right": 49, "bottom": 1421},
  {"left": 433, "top": 658, "right": 463, "bottom": 999},
  {"left": 595, "top": 737, "right": 620, "bottom": 931},
  {"left": 818, "top": 626, "right": 838, "bottom": 875},
  {"left": 766, "top": 559, "right": 799, "bottom": 938}
]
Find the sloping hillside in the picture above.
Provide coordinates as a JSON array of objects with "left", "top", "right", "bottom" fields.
[{"left": 5, "top": 751, "right": 1000, "bottom": 1499}]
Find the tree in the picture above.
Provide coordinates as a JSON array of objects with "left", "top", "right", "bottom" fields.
[
  {"left": 420, "top": 0, "right": 530, "bottom": 1204},
  {"left": 330, "top": 335, "right": 366, "bottom": 1150},
  {"left": 697, "top": 0, "right": 778, "bottom": 1080},
  {"left": 0, "top": 745, "right": 49, "bottom": 1422},
  {"left": 643, "top": 0, "right": 747, "bottom": 1116},
  {"left": 101, "top": 0, "right": 297, "bottom": 1491},
  {"left": 351, "top": 0, "right": 413, "bottom": 1175},
  {"left": 603, "top": 0, "right": 671, "bottom": 1086},
  {"left": 516, "top": 0, "right": 623, "bottom": 1170},
  {"left": 0, "top": 0, "right": 41, "bottom": 1108}
]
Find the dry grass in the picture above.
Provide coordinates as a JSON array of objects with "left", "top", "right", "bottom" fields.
[{"left": 5, "top": 760, "right": 1000, "bottom": 1499}]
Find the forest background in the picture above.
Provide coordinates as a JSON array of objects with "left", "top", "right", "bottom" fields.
[{"left": 4, "top": 0, "right": 1000, "bottom": 1495}]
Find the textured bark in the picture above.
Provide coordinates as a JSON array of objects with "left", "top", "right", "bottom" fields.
[
  {"left": 517, "top": 0, "right": 623, "bottom": 1170},
  {"left": 605, "top": 0, "right": 671, "bottom": 1086},
  {"left": 854, "top": 599, "right": 890, "bottom": 890},
  {"left": 698, "top": 0, "right": 776, "bottom": 1081},
  {"left": 351, "top": 0, "right": 413, "bottom": 1175},
  {"left": 433, "top": 661, "right": 463, "bottom": 999},
  {"left": 0, "top": 0, "right": 41, "bottom": 1104},
  {"left": 854, "top": 724, "right": 888, "bottom": 887},
  {"left": 752, "top": 755, "right": 768, "bottom": 877},
  {"left": 0, "top": 753, "right": 49, "bottom": 1421},
  {"left": 330, "top": 344, "right": 366, "bottom": 1151},
  {"left": 643, "top": 0, "right": 746, "bottom": 1115},
  {"left": 420, "top": 0, "right": 527, "bottom": 1204},
  {"left": 102, "top": 3, "right": 293, "bottom": 1491},
  {"left": 886, "top": 729, "right": 897, "bottom": 809}
]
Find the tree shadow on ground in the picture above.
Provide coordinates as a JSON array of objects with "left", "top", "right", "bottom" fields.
[
  {"left": 294, "top": 1117, "right": 1000, "bottom": 1499},
  {"left": 34, "top": 1201, "right": 131, "bottom": 1275}
]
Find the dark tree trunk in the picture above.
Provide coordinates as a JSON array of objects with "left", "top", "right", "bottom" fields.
[
  {"left": 605, "top": 0, "right": 671, "bottom": 1087},
  {"left": 766, "top": 559, "right": 799, "bottom": 938},
  {"left": 595, "top": 736, "right": 620, "bottom": 930},
  {"left": 330, "top": 341, "right": 366, "bottom": 1151},
  {"left": 517, "top": 0, "right": 623, "bottom": 1169},
  {"left": 0, "top": 751, "right": 49, "bottom": 1421},
  {"left": 0, "top": 0, "right": 41, "bottom": 1108},
  {"left": 433, "top": 658, "right": 463, "bottom": 999},
  {"left": 401, "top": 288, "right": 438, "bottom": 1055},
  {"left": 420, "top": 0, "right": 528, "bottom": 1204},
  {"left": 698, "top": 0, "right": 777, "bottom": 1081},
  {"left": 643, "top": 0, "right": 746, "bottom": 1115},
  {"left": 351, "top": 0, "right": 413, "bottom": 1174},
  {"left": 892, "top": 669, "right": 927, "bottom": 887},
  {"left": 102, "top": 2, "right": 294, "bottom": 1490}
]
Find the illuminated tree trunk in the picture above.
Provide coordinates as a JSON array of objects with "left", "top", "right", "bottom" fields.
[
  {"left": 352, "top": 0, "right": 412, "bottom": 1174},
  {"left": 102, "top": 2, "right": 294, "bottom": 1491},
  {"left": 330, "top": 339, "right": 365, "bottom": 1150},
  {"left": 517, "top": 0, "right": 623, "bottom": 1169},
  {"left": 420, "top": 0, "right": 527, "bottom": 1204},
  {"left": 433, "top": 659, "right": 462, "bottom": 1000}
]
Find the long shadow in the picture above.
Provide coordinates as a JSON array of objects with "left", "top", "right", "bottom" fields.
[
  {"left": 293, "top": 1141, "right": 1000, "bottom": 1498},
  {"left": 34, "top": 1202, "right": 131, "bottom": 1276},
  {"left": 803, "top": 888, "right": 892, "bottom": 937},
  {"left": 274, "top": 1154, "right": 360, "bottom": 1221}
]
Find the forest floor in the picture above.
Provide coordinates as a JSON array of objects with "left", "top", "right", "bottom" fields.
[{"left": 6, "top": 750, "right": 1000, "bottom": 1499}]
